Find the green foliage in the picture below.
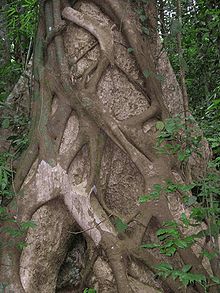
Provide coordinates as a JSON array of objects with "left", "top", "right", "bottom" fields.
[
  {"left": 210, "top": 276, "right": 220, "bottom": 286},
  {"left": 154, "top": 263, "right": 206, "bottom": 287},
  {"left": 131, "top": 0, "right": 150, "bottom": 35},
  {"left": 0, "top": 0, "right": 36, "bottom": 269},
  {"left": 0, "top": 62, "right": 22, "bottom": 103},
  {"left": 0, "top": 208, "right": 37, "bottom": 250},
  {"left": 143, "top": 69, "right": 151, "bottom": 79},
  {"left": 0, "top": 152, "right": 14, "bottom": 198},
  {"left": 183, "top": 2, "right": 220, "bottom": 112},
  {"left": 161, "top": 0, "right": 220, "bottom": 158},
  {"left": 0, "top": 0, "right": 38, "bottom": 102},
  {"left": 114, "top": 217, "right": 128, "bottom": 233},
  {"left": 156, "top": 115, "right": 202, "bottom": 163},
  {"left": 0, "top": 283, "right": 8, "bottom": 291},
  {"left": 141, "top": 115, "right": 220, "bottom": 290},
  {"left": 142, "top": 218, "right": 196, "bottom": 256},
  {"left": 83, "top": 288, "right": 97, "bottom": 293},
  {"left": 139, "top": 183, "right": 162, "bottom": 203},
  {"left": 201, "top": 104, "right": 220, "bottom": 156},
  {"left": 0, "top": 150, "right": 31, "bottom": 250},
  {"left": 0, "top": 99, "right": 30, "bottom": 254},
  {"left": 155, "top": 121, "right": 164, "bottom": 131},
  {"left": 0, "top": 105, "right": 30, "bottom": 155},
  {"left": 127, "top": 47, "right": 134, "bottom": 53},
  {"left": 3, "top": 0, "right": 38, "bottom": 49},
  {"left": 139, "top": 179, "right": 195, "bottom": 204}
]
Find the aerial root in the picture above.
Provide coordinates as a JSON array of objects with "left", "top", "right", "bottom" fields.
[
  {"left": 120, "top": 100, "right": 160, "bottom": 128},
  {"left": 80, "top": 60, "right": 99, "bottom": 88},
  {"left": 85, "top": 52, "right": 110, "bottom": 90},
  {"left": 62, "top": 6, "right": 114, "bottom": 64},
  {"left": 37, "top": 75, "right": 57, "bottom": 163},
  {"left": 87, "top": 130, "right": 105, "bottom": 190},
  {"left": 79, "top": 246, "right": 99, "bottom": 292},
  {"left": 101, "top": 234, "right": 134, "bottom": 293},
  {"left": 44, "top": 20, "right": 67, "bottom": 49},
  {"left": 47, "top": 103, "right": 72, "bottom": 149},
  {"left": 59, "top": 132, "right": 86, "bottom": 171},
  {"left": 14, "top": 142, "right": 38, "bottom": 191}
]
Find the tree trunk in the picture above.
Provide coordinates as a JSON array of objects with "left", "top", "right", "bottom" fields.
[{"left": 0, "top": 1, "right": 212, "bottom": 292}]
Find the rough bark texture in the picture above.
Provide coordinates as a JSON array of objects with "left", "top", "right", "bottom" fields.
[{"left": 0, "top": 1, "right": 213, "bottom": 293}]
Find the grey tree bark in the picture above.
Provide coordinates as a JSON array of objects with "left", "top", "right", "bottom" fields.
[{"left": 0, "top": 1, "right": 212, "bottom": 293}]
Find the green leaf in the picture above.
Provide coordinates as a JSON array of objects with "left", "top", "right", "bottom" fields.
[
  {"left": 179, "top": 274, "right": 190, "bottom": 286},
  {"left": 178, "top": 151, "right": 187, "bottom": 162},
  {"left": 1, "top": 227, "right": 23, "bottom": 238},
  {"left": 154, "top": 263, "right": 173, "bottom": 271},
  {"left": 202, "top": 250, "right": 218, "bottom": 261},
  {"left": 161, "top": 246, "right": 176, "bottom": 256},
  {"left": 209, "top": 223, "right": 219, "bottom": 236},
  {"left": 153, "top": 184, "right": 163, "bottom": 192},
  {"left": 2, "top": 118, "right": 10, "bottom": 129},
  {"left": 139, "top": 14, "right": 147, "bottom": 22},
  {"left": 17, "top": 241, "right": 28, "bottom": 250},
  {"left": 127, "top": 47, "right": 134, "bottom": 53},
  {"left": 0, "top": 283, "right": 8, "bottom": 289},
  {"left": 191, "top": 273, "right": 206, "bottom": 283},
  {"left": 164, "top": 119, "right": 178, "bottom": 134},
  {"left": 163, "top": 220, "right": 178, "bottom": 228},
  {"left": 171, "top": 270, "right": 181, "bottom": 280},
  {"left": 141, "top": 243, "right": 160, "bottom": 249},
  {"left": 182, "top": 264, "right": 192, "bottom": 273},
  {"left": 142, "top": 26, "right": 149, "bottom": 35},
  {"left": 135, "top": 8, "right": 144, "bottom": 15},
  {"left": 163, "top": 240, "right": 174, "bottom": 248},
  {"left": 0, "top": 207, "right": 7, "bottom": 214},
  {"left": 114, "top": 218, "right": 128, "bottom": 233},
  {"left": 185, "top": 196, "right": 197, "bottom": 206},
  {"left": 156, "top": 228, "right": 179, "bottom": 238},
  {"left": 156, "top": 121, "right": 165, "bottom": 130},
  {"left": 139, "top": 184, "right": 162, "bottom": 203},
  {"left": 174, "top": 239, "right": 188, "bottom": 249},
  {"left": 20, "top": 221, "right": 37, "bottom": 230},
  {"left": 155, "top": 73, "right": 165, "bottom": 82},
  {"left": 178, "top": 184, "right": 195, "bottom": 192},
  {"left": 143, "top": 69, "right": 151, "bottom": 78},
  {"left": 184, "top": 236, "right": 195, "bottom": 246},
  {"left": 165, "top": 180, "right": 178, "bottom": 193},
  {"left": 139, "top": 195, "right": 151, "bottom": 203},
  {"left": 180, "top": 213, "right": 190, "bottom": 226},
  {"left": 83, "top": 289, "right": 97, "bottom": 293},
  {"left": 210, "top": 275, "right": 220, "bottom": 285}
]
